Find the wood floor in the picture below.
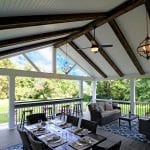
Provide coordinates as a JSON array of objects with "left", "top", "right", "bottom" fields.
[{"left": 0, "top": 126, "right": 149, "bottom": 150}]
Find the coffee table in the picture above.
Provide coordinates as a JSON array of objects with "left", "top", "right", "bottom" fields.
[{"left": 119, "top": 114, "right": 138, "bottom": 130}]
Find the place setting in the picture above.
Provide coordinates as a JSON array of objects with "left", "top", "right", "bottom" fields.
[
  {"left": 29, "top": 121, "right": 50, "bottom": 136},
  {"left": 58, "top": 122, "right": 73, "bottom": 129},
  {"left": 69, "top": 136, "right": 98, "bottom": 150},
  {"left": 69, "top": 127, "right": 91, "bottom": 136},
  {"left": 39, "top": 133, "right": 67, "bottom": 148}
]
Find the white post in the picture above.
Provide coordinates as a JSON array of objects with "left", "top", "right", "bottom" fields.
[
  {"left": 9, "top": 75, "right": 15, "bottom": 129},
  {"left": 52, "top": 46, "right": 56, "bottom": 74},
  {"left": 92, "top": 80, "right": 97, "bottom": 103},
  {"left": 79, "top": 80, "right": 83, "bottom": 98},
  {"left": 79, "top": 80, "right": 83, "bottom": 114},
  {"left": 130, "top": 78, "right": 136, "bottom": 114}
]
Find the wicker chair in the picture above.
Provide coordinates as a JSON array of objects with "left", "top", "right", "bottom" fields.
[
  {"left": 66, "top": 115, "right": 79, "bottom": 126},
  {"left": 28, "top": 134, "right": 47, "bottom": 150},
  {"left": 26, "top": 113, "right": 47, "bottom": 125},
  {"left": 17, "top": 126, "right": 32, "bottom": 150},
  {"left": 80, "top": 119, "right": 97, "bottom": 133},
  {"left": 139, "top": 118, "right": 150, "bottom": 140}
]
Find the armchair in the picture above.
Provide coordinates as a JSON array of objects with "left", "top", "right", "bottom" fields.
[{"left": 139, "top": 118, "right": 150, "bottom": 140}]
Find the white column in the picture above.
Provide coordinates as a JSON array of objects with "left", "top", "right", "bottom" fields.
[
  {"left": 79, "top": 80, "right": 83, "bottom": 98},
  {"left": 92, "top": 80, "right": 97, "bottom": 103},
  {"left": 79, "top": 80, "right": 83, "bottom": 116},
  {"left": 130, "top": 78, "right": 136, "bottom": 114},
  {"left": 52, "top": 46, "right": 56, "bottom": 74},
  {"left": 9, "top": 75, "right": 15, "bottom": 129}
]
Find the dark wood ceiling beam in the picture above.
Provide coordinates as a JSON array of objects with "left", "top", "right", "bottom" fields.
[
  {"left": 69, "top": 41, "right": 107, "bottom": 78},
  {"left": 85, "top": 32, "right": 124, "bottom": 77},
  {"left": 54, "top": 0, "right": 144, "bottom": 48},
  {"left": 145, "top": 0, "right": 150, "bottom": 18},
  {"left": 109, "top": 19, "right": 145, "bottom": 75},
  {"left": 0, "top": 27, "right": 81, "bottom": 48},
  {"left": 0, "top": 13, "right": 107, "bottom": 30},
  {"left": 0, "top": 37, "right": 64, "bottom": 58}
]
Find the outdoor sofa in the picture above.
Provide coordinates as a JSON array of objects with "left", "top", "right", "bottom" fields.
[{"left": 88, "top": 101, "right": 121, "bottom": 125}]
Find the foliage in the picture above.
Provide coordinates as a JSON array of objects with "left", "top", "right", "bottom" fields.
[
  {"left": 15, "top": 77, "right": 78, "bottom": 100},
  {"left": 136, "top": 78, "right": 150, "bottom": 102},
  {"left": 0, "top": 59, "right": 150, "bottom": 102},
  {"left": 97, "top": 80, "right": 130, "bottom": 101}
]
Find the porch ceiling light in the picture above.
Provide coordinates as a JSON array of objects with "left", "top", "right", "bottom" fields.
[{"left": 137, "top": 6, "right": 150, "bottom": 60}]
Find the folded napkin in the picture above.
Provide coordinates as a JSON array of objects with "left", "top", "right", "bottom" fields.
[{"left": 69, "top": 136, "right": 98, "bottom": 150}]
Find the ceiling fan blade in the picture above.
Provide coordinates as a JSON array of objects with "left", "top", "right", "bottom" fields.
[
  {"left": 100, "top": 44, "right": 113, "bottom": 48},
  {"left": 77, "top": 47, "right": 91, "bottom": 50}
]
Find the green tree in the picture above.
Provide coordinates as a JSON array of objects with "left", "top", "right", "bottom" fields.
[
  {"left": 0, "top": 59, "right": 16, "bottom": 99},
  {"left": 136, "top": 78, "right": 150, "bottom": 102}
]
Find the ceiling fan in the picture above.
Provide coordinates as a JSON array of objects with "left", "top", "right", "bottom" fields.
[{"left": 78, "top": 26, "right": 113, "bottom": 53}]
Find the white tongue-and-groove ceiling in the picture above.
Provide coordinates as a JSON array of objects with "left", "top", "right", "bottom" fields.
[{"left": 0, "top": 0, "right": 149, "bottom": 80}]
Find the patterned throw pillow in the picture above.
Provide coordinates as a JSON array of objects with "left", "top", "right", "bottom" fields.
[
  {"left": 97, "top": 102, "right": 105, "bottom": 111},
  {"left": 105, "top": 101, "right": 113, "bottom": 111},
  {"left": 95, "top": 105, "right": 104, "bottom": 112}
]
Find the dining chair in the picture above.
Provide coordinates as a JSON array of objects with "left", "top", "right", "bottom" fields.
[
  {"left": 28, "top": 134, "right": 46, "bottom": 150},
  {"left": 66, "top": 115, "right": 79, "bottom": 126},
  {"left": 80, "top": 119, "right": 98, "bottom": 133},
  {"left": 17, "top": 126, "right": 32, "bottom": 150},
  {"left": 26, "top": 113, "right": 47, "bottom": 125}
]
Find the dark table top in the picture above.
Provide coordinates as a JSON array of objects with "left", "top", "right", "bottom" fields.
[{"left": 25, "top": 119, "right": 106, "bottom": 150}]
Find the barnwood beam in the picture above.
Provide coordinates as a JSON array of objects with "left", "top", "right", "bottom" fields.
[
  {"left": 69, "top": 41, "right": 107, "bottom": 78},
  {"left": 0, "top": 37, "right": 64, "bottom": 58},
  {"left": 0, "top": 28, "right": 81, "bottom": 48},
  {"left": 109, "top": 19, "right": 145, "bottom": 75},
  {"left": 145, "top": 0, "right": 150, "bottom": 18},
  {"left": 85, "top": 32, "right": 124, "bottom": 77},
  {"left": 54, "top": 0, "right": 144, "bottom": 48},
  {"left": 0, "top": 13, "right": 107, "bottom": 30}
]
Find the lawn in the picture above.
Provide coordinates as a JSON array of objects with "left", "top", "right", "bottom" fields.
[{"left": 0, "top": 100, "right": 9, "bottom": 123}]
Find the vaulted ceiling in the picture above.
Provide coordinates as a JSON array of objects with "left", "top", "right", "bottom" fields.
[{"left": 0, "top": 0, "right": 150, "bottom": 80}]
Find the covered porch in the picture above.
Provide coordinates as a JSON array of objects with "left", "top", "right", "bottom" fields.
[{"left": 0, "top": 0, "right": 150, "bottom": 149}]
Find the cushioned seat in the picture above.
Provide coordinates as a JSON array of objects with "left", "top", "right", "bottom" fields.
[
  {"left": 88, "top": 101, "right": 121, "bottom": 125},
  {"left": 101, "top": 110, "right": 120, "bottom": 117},
  {"left": 139, "top": 117, "right": 150, "bottom": 139}
]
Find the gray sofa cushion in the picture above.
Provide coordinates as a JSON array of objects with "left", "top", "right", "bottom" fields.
[{"left": 101, "top": 109, "right": 120, "bottom": 117}]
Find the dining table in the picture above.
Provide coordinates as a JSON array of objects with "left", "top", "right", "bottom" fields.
[{"left": 24, "top": 118, "right": 107, "bottom": 150}]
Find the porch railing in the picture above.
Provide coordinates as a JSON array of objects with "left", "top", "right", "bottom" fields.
[
  {"left": 14, "top": 98, "right": 82, "bottom": 125},
  {"left": 96, "top": 99, "right": 150, "bottom": 117}
]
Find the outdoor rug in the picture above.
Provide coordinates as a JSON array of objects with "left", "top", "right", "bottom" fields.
[
  {"left": 98, "top": 119, "right": 150, "bottom": 143},
  {"left": 3, "top": 144, "right": 23, "bottom": 150}
]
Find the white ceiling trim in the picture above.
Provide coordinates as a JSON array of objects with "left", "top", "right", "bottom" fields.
[{"left": 0, "top": 68, "right": 93, "bottom": 81}]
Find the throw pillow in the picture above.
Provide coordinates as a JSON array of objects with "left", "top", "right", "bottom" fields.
[
  {"left": 97, "top": 102, "right": 105, "bottom": 111},
  {"left": 95, "top": 105, "right": 104, "bottom": 112},
  {"left": 105, "top": 101, "right": 113, "bottom": 111}
]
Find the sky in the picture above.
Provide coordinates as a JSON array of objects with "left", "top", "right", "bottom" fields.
[{"left": 9, "top": 46, "right": 89, "bottom": 76}]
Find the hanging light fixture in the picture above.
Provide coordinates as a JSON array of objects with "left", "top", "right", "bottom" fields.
[
  {"left": 137, "top": 6, "right": 150, "bottom": 60},
  {"left": 61, "top": 43, "right": 72, "bottom": 74},
  {"left": 91, "top": 26, "right": 99, "bottom": 53}
]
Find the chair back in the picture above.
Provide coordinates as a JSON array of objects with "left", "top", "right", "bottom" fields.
[
  {"left": 109, "top": 141, "right": 122, "bottom": 150},
  {"left": 66, "top": 115, "right": 79, "bottom": 126},
  {"left": 80, "top": 119, "right": 97, "bottom": 133},
  {"left": 28, "top": 134, "right": 45, "bottom": 150},
  {"left": 26, "top": 113, "right": 47, "bottom": 125},
  {"left": 17, "top": 126, "right": 32, "bottom": 150}
]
